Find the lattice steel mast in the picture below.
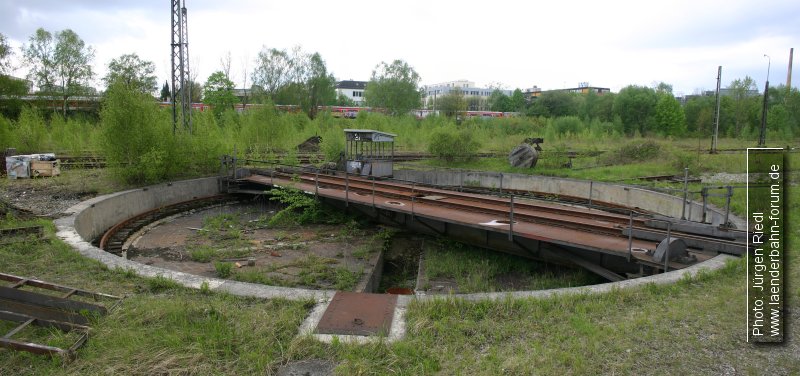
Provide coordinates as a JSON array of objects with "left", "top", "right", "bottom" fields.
[{"left": 171, "top": 0, "right": 192, "bottom": 133}]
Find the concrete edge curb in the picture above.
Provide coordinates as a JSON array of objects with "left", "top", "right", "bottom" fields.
[
  {"left": 55, "top": 178, "right": 741, "bottom": 305},
  {"left": 407, "top": 253, "right": 737, "bottom": 304}
]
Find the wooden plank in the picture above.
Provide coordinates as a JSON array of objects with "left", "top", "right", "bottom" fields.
[{"left": 31, "top": 160, "right": 60, "bottom": 177}]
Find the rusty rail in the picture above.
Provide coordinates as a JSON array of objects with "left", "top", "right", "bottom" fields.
[{"left": 98, "top": 195, "right": 233, "bottom": 254}]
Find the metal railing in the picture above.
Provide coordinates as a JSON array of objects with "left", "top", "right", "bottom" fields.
[{"left": 223, "top": 156, "right": 744, "bottom": 231}]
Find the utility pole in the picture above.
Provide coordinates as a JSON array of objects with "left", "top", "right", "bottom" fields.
[
  {"left": 171, "top": 0, "right": 192, "bottom": 134},
  {"left": 758, "top": 55, "right": 770, "bottom": 147},
  {"left": 787, "top": 48, "right": 794, "bottom": 99},
  {"left": 711, "top": 66, "right": 722, "bottom": 153}
]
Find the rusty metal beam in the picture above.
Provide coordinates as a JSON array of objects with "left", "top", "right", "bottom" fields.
[
  {"left": 0, "top": 310, "right": 89, "bottom": 333},
  {"left": 0, "top": 287, "right": 107, "bottom": 315},
  {"left": 0, "top": 275, "right": 119, "bottom": 359},
  {"left": 543, "top": 247, "right": 626, "bottom": 282},
  {"left": 0, "top": 273, "right": 120, "bottom": 302},
  {"left": 0, "top": 225, "right": 44, "bottom": 245}
]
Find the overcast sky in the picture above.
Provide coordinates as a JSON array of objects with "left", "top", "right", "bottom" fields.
[{"left": 1, "top": 0, "right": 798, "bottom": 96}]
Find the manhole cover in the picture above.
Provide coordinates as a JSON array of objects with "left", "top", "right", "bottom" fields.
[
  {"left": 315, "top": 291, "right": 397, "bottom": 336},
  {"left": 277, "top": 359, "right": 335, "bottom": 376}
]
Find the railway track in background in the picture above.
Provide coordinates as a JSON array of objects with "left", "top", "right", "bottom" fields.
[
  {"left": 55, "top": 149, "right": 605, "bottom": 170},
  {"left": 53, "top": 146, "right": 796, "bottom": 171}
]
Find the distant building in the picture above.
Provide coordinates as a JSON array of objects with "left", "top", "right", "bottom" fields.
[
  {"left": 422, "top": 80, "right": 511, "bottom": 110},
  {"left": 336, "top": 80, "right": 367, "bottom": 105},
  {"left": 232, "top": 88, "right": 249, "bottom": 102},
  {"left": 523, "top": 82, "right": 610, "bottom": 99},
  {"left": 702, "top": 88, "right": 760, "bottom": 97}
]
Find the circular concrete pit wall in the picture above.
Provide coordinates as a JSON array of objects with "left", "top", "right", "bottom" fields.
[{"left": 55, "top": 173, "right": 739, "bottom": 302}]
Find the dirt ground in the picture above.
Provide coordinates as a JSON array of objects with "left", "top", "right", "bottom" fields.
[
  {"left": 0, "top": 175, "right": 97, "bottom": 217},
  {"left": 126, "top": 203, "right": 385, "bottom": 290}
]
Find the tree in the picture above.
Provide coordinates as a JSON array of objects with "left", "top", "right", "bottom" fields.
[
  {"left": 466, "top": 96, "right": 485, "bottom": 111},
  {"left": 727, "top": 76, "right": 760, "bottom": 135},
  {"left": 160, "top": 80, "right": 171, "bottom": 102},
  {"left": 765, "top": 85, "right": 800, "bottom": 138},
  {"left": 437, "top": 88, "right": 466, "bottom": 118},
  {"left": 655, "top": 82, "right": 673, "bottom": 95},
  {"left": 0, "top": 75, "right": 28, "bottom": 118},
  {"left": 510, "top": 89, "right": 526, "bottom": 112},
  {"left": 488, "top": 90, "right": 512, "bottom": 112},
  {"left": 203, "top": 71, "right": 239, "bottom": 118},
  {"left": 103, "top": 53, "right": 157, "bottom": 95},
  {"left": 613, "top": 85, "right": 658, "bottom": 135},
  {"left": 683, "top": 95, "right": 715, "bottom": 135},
  {"left": 251, "top": 46, "right": 335, "bottom": 118},
  {"left": 580, "top": 91, "right": 615, "bottom": 121},
  {"left": 535, "top": 90, "right": 579, "bottom": 117},
  {"left": 653, "top": 93, "right": 686, "bottom": 136},
  {"left": 219, "top": 51, "right": 232, "bottom": 80},
  {"left": 0, "top": 33, "right": 12, "bottom": 74},
  {"left": 173, "top": 80, "right": 202, "bottom": 104},
  {"left": 0, "top": 33, "right": 29, "bottom": 117},
  {"left": 364, "top": 59, "right": 422, "bottom": 116},
  {"left": 303, "top": 52, "right": 336, "bottom": 118},
  {"left": 188, "top": 80, "right": 203, "bottom": 103},
  {"left": 252, "top": 47, "right": 293, "bottom": 98},
  {"left": 22, "top": 28, "right": 95, "bottom": 116},
  {"left": 335, "top": 92, "right": 357, "bottom": 106}
]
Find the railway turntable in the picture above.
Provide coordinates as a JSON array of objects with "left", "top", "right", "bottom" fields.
[{"left": 233, "top": 167, "right": 747, "bottom": 282}]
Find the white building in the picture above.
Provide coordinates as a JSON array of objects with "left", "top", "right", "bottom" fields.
[
  {"left": 422, "top": 80, "right": 511, "bottom": 110},
  {"left": 335, "top": 80, "right": 367, "bottom": 105}
]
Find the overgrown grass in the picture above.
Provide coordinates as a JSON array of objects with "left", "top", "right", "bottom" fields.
[
  {"left": 424, "top": 239, "right": 604, "bottom": 293},
  {"left": 231, "top": 254, "right": 362, "bottom": 290},
  {"left": 0, "top": 217, "right": 312, "bottom": 375},
  {"left": 1, "top": 126, "right": 798, "bottom": 374}
]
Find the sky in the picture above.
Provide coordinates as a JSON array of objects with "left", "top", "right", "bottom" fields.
[{"left": 1, "top": 0, "right": 798, "bottom": 97}]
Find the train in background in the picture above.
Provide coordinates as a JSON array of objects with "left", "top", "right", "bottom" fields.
[
  {"left": 411, "top": 109, "right": 518, "bottom": 120},
  {"left": 156, "top": 102, "right": 517, "bottom": 119},
  {"left": 9, "top": 95, "right": 518, "bottom": 119}
]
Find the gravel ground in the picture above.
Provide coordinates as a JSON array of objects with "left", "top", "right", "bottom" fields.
[
  {"left": 0, "top": 170, "right": 109, "bottom": 218},
  {"left": 700, "top": 172, "right": 749, "bottom": 184}
]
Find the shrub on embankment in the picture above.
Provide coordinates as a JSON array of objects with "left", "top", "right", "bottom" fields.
[{"left": 99, "top": 82, "right": 223, "bottom": 184}]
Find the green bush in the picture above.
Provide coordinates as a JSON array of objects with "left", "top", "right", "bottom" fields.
[
  {"left": 671, "top": 150, "right": 701, "bottom": 172},
  {"left": 320, "top": 126, "right": 345, "bottom": 163},
  {"left": 189, "top": 245, "right": 216, "bottom": 263},
  {"left": 0, "top": 115, "right": 12, "bottom": 149},
  {"left": 214, "top": 261, "right": 233, "bottom": 278},
  {"left": 146, "top": 275, "right": 181, "bottom": 293},
  {"left": 552, "top": 116, "right": 583, "bottom": 136},
  {"left": 13, "top": 106, "right": 47, "bottom": 153},
  {"left": 427, "top": 127, "right": 481, "bottom": 162},
  {"left": 100, "top": 82, "right": 171, "bottom": 183},
  {"left": 267, "top": 187, "right": 347, "bottom": 226},
  {"left": 99, "top": 82, "right": 224, "bottom": 184},
  {"left": 603, "top": 140, "right": 662, "bottom": 164}
]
